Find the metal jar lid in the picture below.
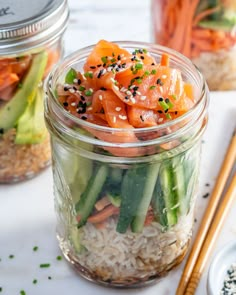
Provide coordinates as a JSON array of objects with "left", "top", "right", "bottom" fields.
[{"left": 0, "top": 0, "right": 69, "bottom": 55}]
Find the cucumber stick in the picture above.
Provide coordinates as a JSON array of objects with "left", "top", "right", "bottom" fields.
[
  {"left": 76, "top": 165, "right": 108, "bottom": 228},
  {"left": 131, "top": 163, "right": 160, "bottom": 233},
  {"left": 116, "top": 166, "right": 147, "bottom": 234},
  {"left": 159, "top": 161, "right": 178, "bottom": 226},
  {"left": 152, "top": 176, "right": 168, "bottom": 227}
]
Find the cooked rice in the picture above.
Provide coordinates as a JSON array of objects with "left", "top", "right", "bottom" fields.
[
  {"left": 0, "top": 128, "right": 51, "bottom": 183},
  {"left": 192, "top": 48, "right": 236, "bottom": 90},
  {"left": 74, "top": 212, "right": 193, "bottom": 282}
]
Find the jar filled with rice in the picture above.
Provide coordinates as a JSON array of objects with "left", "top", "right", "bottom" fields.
[
  {"left": 0, "top": 0, "right": 69, "bottom": 183},
  {"left": 45, "top": 40, "right": 209, "bottom": 287},
  {"left": 152, "top": 0, "right": 236, "bottom": 90}
]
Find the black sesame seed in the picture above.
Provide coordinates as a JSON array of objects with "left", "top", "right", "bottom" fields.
[
  {"left": 48, "top": 276, "right": 52, "bottom": 280},
  {"left": 77, "top": 79, "right": 81, "bottom": 85},
  {"left": 81, "top": 116, "right": 87, "bottom": 120},
  {"left": 125, "top": 96, "right": 129, "bottom": 100},
  {"left": 140, "top": 55, "right": 145, "bottom": 60},
  {"left": 97, "top": 64, "right": 102, "bottom": 67},
  {"left": 165, "top": 98, "right": 170, "bottom": 103},
  {"left": 205, "top": 183, "right": 210, "bottom": 187},
  {"left": 158, "top": 97, "right": 164, "bottom": 102},
  {"left": 90, "top": 66, "right": 96, "bottom": 69},
  {"left": 117, "top": 55, "right": 121, "bottom": 60},
  {"left": 97, "top": 70, "right": 103, "bottom": 79},
  {"left": 121, "top": 63, "right": 126, "bottom": 68},
  {"left": 73, "top": 86, "right": 77, "bottom": 91},
  {"left": 63, "top": 102, "right": 68, "bottom": 107},
  {"left": 156, "top": 78, "right": 163, "bottom": 85},
  {"left": 151, "top": 63, "right": 155, "bottom": 65},
  {"left": 164, "top": 109, "right": 169, "bottom": 113},
  {"left": 64, "top": 86, "right": 69, "bottom": 91},
  {"left": 140, "top": 115, "right": 144, "bottom": 122},
  {"left": 80, "top": 96, "right": 85, "bottom": 101},
  {"left": 157, "top": 110, "right": 163, "bottom": 114},
  {"left": 175, "top": 111, "right": 178, "bottom": 115},
  {"left": 100, "top": 87, "right": 107, "bottom": 91},
  {"left": 133, "top": 92, "right": 137, "bottom": 97},
  {"left": 203, "top": 193, "right": 210, "bottom": 199},
  {"left": 103, "top": 63, "right": 106, "bottom": 67},
  {"left": 133, "top": 86, "right": 139, "bottom": 91}
]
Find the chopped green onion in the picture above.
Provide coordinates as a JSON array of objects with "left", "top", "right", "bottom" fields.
[
  {"left": 144, "top": 70, "right": 150, "bottom": 76},
  {"left": 143, "top": 49, "right": 148, "bottom": 54},
  {"left": 112, "top": 52, "right": 115, "bottom": 57},
  {"left": 136, "top": 78, "right": 143, "bottom": 84},
  {"left": 33, "top": 279, "right": 37, "bottom": 284},
  {"left": 20, "top": 290, "right": 26, "bottom": 295},
  {"left": 135, "top": 63, "right": 143, "bottom": 70},
  {"left": 9, "top": 255, "right": 14, "bottom": 259},
  {"left": 132, "top": 69, "right": 138, "bottom": 75},
  {"left": 149, "top": 85, "right": 156, "bottom": 90},
  {"left": 85, "top": 90, "right": 93, "bottom": 96},
  {"left": 33, "top": 246, "right": 38, "bottom": 252},
  {"left": 171, "top": 94, "right": 177, "bottom": 100},
  {"left": 166, "top": 113, "right": 172, "bottom": 119},
  {"left": 79, "top": 86, "right": 85, "bottom": 91},
  {"left": 101, "top": 56, "right": 107, "bottom": 64},
  {"left": 167, "top": 101, "right": 174, "bottom": 109},
  {"left": 56, "top": 256, "right": 62, "bottom": 261},
  {"left": 159, "top": 101, "right": 169, "bottom": 111},
  {"left": 39, "top": 263, "right": 50, "bottom": 268},
  {"left": 151, "top": 69, "right": 157, "bottom": 75},
  {"left": 84, "top": 72, "right": 93, "bottom": 79},
  {"left": 111, "top": 58, "right": 116, "bottom": 63},
  {"left": 65, "top": 68, "right": 77, "bottom": 84},
  {"left": 86, "top": 101, "right": 92, "bottom": 106}
]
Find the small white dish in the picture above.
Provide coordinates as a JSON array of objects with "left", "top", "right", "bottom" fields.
[{"left": 207, "top": 241, "right": 236, "bottom": 295}]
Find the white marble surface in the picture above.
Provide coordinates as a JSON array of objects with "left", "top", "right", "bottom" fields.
[{"left": 0, "top": 1, "right": 236, "bottom": 294}]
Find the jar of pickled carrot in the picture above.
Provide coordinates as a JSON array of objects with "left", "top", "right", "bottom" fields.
[
  {"left": 45, "top": 40, "right": 209, "bottom": 287},
  {"left": 0, "top": 0, "right": 69, "bottom": 183},
  {"left": 152, "top": 0, "right": 236, "bottom": 90}
]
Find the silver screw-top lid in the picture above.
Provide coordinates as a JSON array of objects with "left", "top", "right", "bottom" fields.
[{"left": 0, "top": 0, "right": 69, "bottom": 54}]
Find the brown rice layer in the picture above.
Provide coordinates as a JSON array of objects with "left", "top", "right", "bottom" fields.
[{"left": 0, "top": 129, "right": 51, "bottom": 183}]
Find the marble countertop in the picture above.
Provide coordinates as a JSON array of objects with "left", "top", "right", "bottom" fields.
[{"left": 0, "top": 0, "right": 236, "bottom": 294}]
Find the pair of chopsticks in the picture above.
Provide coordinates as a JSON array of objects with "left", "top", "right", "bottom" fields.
[{"left": 176, "top": 129, "right": 236, "bottom": 295}]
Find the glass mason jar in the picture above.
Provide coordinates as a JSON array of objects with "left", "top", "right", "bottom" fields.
[
  {"left": 0, "top": 0, "right": 69, "bottom": 183},
  {"left": 152, "top": 0, "right": 236, "bottom": 90},
  {"left": 44, "top": 42, "right": 209, "bottom": 287}
]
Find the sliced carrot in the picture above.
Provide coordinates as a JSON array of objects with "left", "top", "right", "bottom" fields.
[
  {"left": 95, "top": 196, "right": 111, "bottom": 211},
  {"left": 160, "top": 53, "right": 170, "bottom": 67},
  {"left": 87, "top": 204, "right": 119, "bottom": 223}
]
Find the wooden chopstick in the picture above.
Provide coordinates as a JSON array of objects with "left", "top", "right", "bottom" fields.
[
  {"left": 176, "top": 129, "right": 236, "bottom": 295},
  {"left": 185, "top": 173, "right": 236, "bottom": 294}
]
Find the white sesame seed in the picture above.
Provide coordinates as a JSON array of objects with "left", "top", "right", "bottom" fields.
[
  {"left": 73, "top": 78, "right": 78, "bottom": 83},
  {"left": 71, "top": 102, "right": 76, "bottom": 106},
  {"left": 130, "top": 85, "right": 135, "bottom": 89},
  {"left": 120, "top": 54, "right": 124, "bottom": 58},
  {"left": 107, "top": 67, "right": 112, "bottom": 72},
  {"left": 87, "top": 107, "right": 93, "bottom": 111},
  {"left": 113, "top": 116, "right": 117, "bottom": 123},
  {"left": 102, "top": 68, "right": 107, "bottom": 74},
  {"left": 82, "top": 74, "right": 87, "bottom": 80},
  {"left": 89, "top": 88, "right": 94, "bottom": 93},
  {"left": 98, "top": 95, "right": 103, "bottom": 101},
  {"left": 113, "top": 85, "right": 119, "bottom": 91},
  {"left": 126, "top": 90, "right": 132, "bottom": 95},
  {"left": 130, "top": 97, "right": 136, "bottom": 104},
  {"left": 161, "top": 75, "right": 167, "bottom": 79},
  {"left": 69, "top": 88, "right": 75, "bottom": 93},
  {"left": 159, "top": 86, "right": 163, "bottom": 93},
  {"left": 119, "top": 115, "right": 127, "bottom": 120},
  {"left": 120, "top": 87, "right": 127, "bottom": 92},
  {"left": 136, "top": 91, "right": 141, "bottom": 95},
  {"left": 158, "top": 118, "right": 164, "bottom": 123},
  {"left": 115, "top": 107, "right": 122, "bottom": 112},
  {"left": 140, "top": 96, "right": 146, "bottom": 101},
  {"left": 110, "top": 77, "right": 116, "bottom": 83}
]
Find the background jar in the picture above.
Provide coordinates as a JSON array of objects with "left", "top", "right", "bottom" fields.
[
  {"left": 0, "top": 0, "right": 69, "bottom": 183},
  {"left": 45, "top": 42, "right": 209, "bottom": 287},
  {"left": 152, "top": 0, "right": 236, "bottom": 90}
]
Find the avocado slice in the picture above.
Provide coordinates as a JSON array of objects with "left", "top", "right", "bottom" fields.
[
  {"left": 0, "top": 51, "right": 48, "bottom": 132},
  {"left": 198, "top": 19, "right": 236, "bottom": 31},
  {"left": 15, "top": 88, "right": 47, "bottom": 144}
]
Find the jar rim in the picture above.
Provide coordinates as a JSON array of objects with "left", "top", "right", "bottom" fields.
[{"left": 45, "top": 41, "right": 207, "bottom": 133}]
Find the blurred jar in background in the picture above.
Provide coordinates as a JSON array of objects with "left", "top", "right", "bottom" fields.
[
  {"left": 0, "top": 0, "right": 69, "bottom": 183},
  {"left": 152, "top": 0, "right": 236, "bottom": 90}
]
